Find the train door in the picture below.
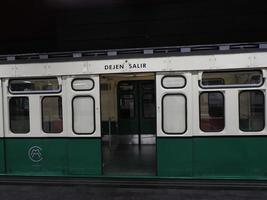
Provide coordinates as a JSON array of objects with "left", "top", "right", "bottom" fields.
[
  {"left": 101, "top": 74, "right": 156, "bottom": 176},
  {"left": 156, "top": 72, "right": 193, "bottom": 177},
  {"left": 118, "top": 80, "right": 156, "bottom": 136},
  {"left": 138, "top": 81, "right": 156, "bottom": 135},
  {"left": 0, "top": 80, "right": 4, "bottom": 173},
  {"left": 117, "top": 81, "right": 139, "bottom": 135},
  {"left": 67, "top": 75, "right": 102, "bottom": 175}
]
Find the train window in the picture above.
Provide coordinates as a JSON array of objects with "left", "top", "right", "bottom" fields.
[
  {"left": 201, "top": 70, "right": 263, "bottom": 88},
  {"left": 119, "top": 94, "right": 135, "bottom": 119},
  {"left": 9, "top": 78, "right": 60, "bottom": 93},
  {"left": 9, "top": 97, "right": 30, "bottom": 133},
  {"left": 42, "top": 96, "right": 63, "bottom": 133},
  {"left": 239, "top": 91, "right": 265, "bottom": 132},
  {"left": 200, "top": 92, "right": 225, "bottom": 132},
  {"left": 72, "top": 96, "right": 95, "bottom": 134},
  {"left": 142, "top": 82, "right": 154, "bottom": 91},
  {"left": 161, "top": 76, "right": 186, "bottom": 89},
  {"left": 162, "top": 94, "right": 187, "bottom": 134},
  {"left": 143, "top": 93, "right": 156, "bottom": 118},
  {"left": 119, "top": 82, "right": 134, "bottom": 91},
  {"left": 72, "top": 78, "right": 94, "bottom": 91}
]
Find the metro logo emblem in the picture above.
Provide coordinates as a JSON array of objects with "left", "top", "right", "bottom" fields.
[{"left": 28, "top": 146, "right": 43, "bottom": 163}]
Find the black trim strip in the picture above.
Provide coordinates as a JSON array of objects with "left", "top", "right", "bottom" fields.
[{"left": 3, "top": 134, "right": 267, "bottom": 139}]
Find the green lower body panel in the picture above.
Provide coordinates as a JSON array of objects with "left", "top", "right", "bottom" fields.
[
  {"left": 5, "top": 138, "right": 101, "bottom": 176},
  {"left": 3, "top": 136, "right": 267, "bottom": 179},
  {"left": 157, "top": 137, "right": 267, "bottom": 180},
  {"left": 157, "top": 138, "right": 192, "bottom": 177},
  {"left": 193, "top": 137, "right": 267, "bottom": 179},
  {"left": 5, "top": 139, "right": 67, "bottom": 175},
  {"left": 0, "top": 139, "right": 4, "bottom": 173},
  {"left": 68, "top": 139, "right": 101, "bottom": 175}
]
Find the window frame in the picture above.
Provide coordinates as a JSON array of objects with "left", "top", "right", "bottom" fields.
[
  {"left": 117, "top": 81, "right": 136, "bottom": 120},
  {"left": 72, "top": 95, "right": 96, "bottom": 135},
  {"left": 118, "top": 93, "right": 136, "bottom": 119},
  {"left": 161, "top": 75, "right": 186, "bottom": 89},
  {"left": 118, "top": 81, "right": 135, "bottom": 92},
  {"left": 142, "top": 92, "right": 156, "bottom": 119},
  {"left": 238, "top": 90, "right": 265, "bottom": 132},
  {"left": 199, "top": 91, "right": 225, "bottom": 132},
  {"left": 9, "top": 77, "right": 61, "bottom": 94},
  {"left": 9, "top": 96, "right": 30, "bottom": 134},
  {"left": 71, "top": 78, "right": 95, "bottom": 91},
  {"left": 199, "top": 70, "right": 264, "bottom": 89},
  {"left": 41, "top": 96, "right": 63, "bottom": 134},
  {"left": 161, "top": 93, "right": 187, "bottom": 135}
]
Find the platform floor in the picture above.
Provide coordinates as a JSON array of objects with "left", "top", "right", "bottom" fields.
[
  {"left": 0, "top": 183, "right": 267, "bottom": 200},
  {"left": 102, "top": 144, "right": 156, "bottom": 176}
]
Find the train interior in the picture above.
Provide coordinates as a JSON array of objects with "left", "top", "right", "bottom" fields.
[{"left": 100, "top": 73, "right": 156, "bottom": 175}]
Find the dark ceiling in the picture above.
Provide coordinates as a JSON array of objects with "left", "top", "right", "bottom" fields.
[{"left": 0, "top": 0, "right": 267, "bottom": 54}]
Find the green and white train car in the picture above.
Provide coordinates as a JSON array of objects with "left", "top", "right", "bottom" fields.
[{"left": 0, "top": 43, "right": 267, "bottom": 179}]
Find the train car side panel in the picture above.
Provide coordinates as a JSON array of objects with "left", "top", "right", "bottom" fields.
[
  {"left": 157, "top": 138, "right": 192, "bottom": 177},
  {"left": 5, "top": 139, "right": 67, "bottom": 175},
  {"left": 193, "top": 137, "right": 267, "bottom": 179},
  {"left": 68, "top": 138, "right": 102, "bottom": 175}
]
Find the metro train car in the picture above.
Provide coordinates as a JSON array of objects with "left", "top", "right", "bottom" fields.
[{"left": 0, "top": 43, "right": 266, "bottom": 180}]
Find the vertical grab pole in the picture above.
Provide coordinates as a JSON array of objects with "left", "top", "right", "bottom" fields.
[
  {"left": 108, "top": 118, "right": 112, "bottom": 149},
  {"left": 138, "top": 82, "right": 141, "bottom": 150}
]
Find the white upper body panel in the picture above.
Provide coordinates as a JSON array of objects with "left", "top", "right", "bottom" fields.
[{"left": 0, "top": 52, "right": 266, "bottom": 78}]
